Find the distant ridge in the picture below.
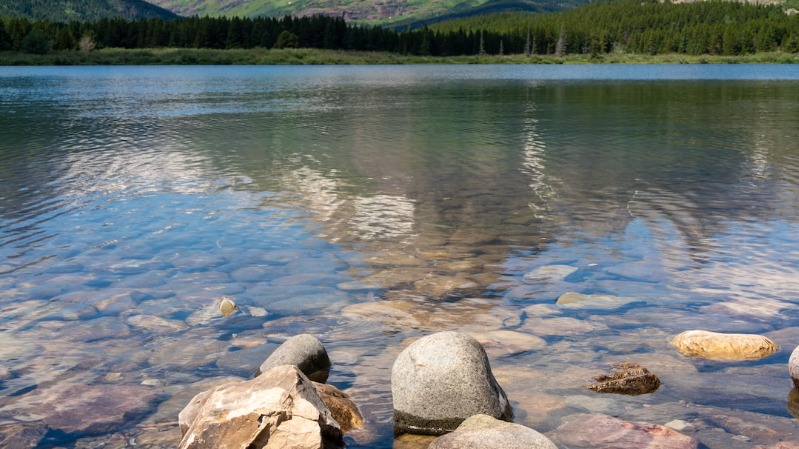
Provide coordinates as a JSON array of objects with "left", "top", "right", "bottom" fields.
[
  {"left": 386, "top": 0, "right": 582, "bottom": 30},
  {"left": 144, "top": 0, "right": 587, "bottom": 24},
  {"left": 0, "top": 0, "right": 179, "bottom": 22}
]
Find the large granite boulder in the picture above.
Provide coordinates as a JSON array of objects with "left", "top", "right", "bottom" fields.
[
  {"left": 256, "top": 334, "right": 331, "bottom": 383},
  {"left": 428, "top": 414, "right": 557, "bottom": 449},
  {"left": 549, "top": 413, "right": 698, "bottom": 449},
  {"left": 178, "top": 365, "right": 344, "bottom": 449},
  {"left": 391, "top": 331, "right": 512, "bottom": 435},
  {"left": 790, "top": 346, "right": 799, "bottom": 387},
  {"left": 671, "top": 330, "right": 779, "bottom": 360}
]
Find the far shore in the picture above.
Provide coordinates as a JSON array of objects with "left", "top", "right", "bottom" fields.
[{"left": 2, "top": 47, "right": 799, "bottom": 65}]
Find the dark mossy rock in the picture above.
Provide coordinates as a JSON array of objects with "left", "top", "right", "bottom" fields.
[{"left": 586, "top": 362, "right": 660, "bottom": 395}]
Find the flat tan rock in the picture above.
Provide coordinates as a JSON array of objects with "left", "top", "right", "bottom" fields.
[
  {"left": 178, "top": 365, "right": 343, "bottom": 449},
  {"left": 671, "top": 330, "right": 779, "bottom": 360}
]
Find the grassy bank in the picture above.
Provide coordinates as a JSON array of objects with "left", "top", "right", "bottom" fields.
[{"left": 2, "top": 47, "right": 799, "bottom": 65}]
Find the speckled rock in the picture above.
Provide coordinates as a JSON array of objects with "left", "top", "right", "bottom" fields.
[
  {"left": 789, "top": 346, "right": 799, "bottom": 387},
  {"left": 178, "top": 365, "right": 343, "bottom": 449},
  {"left": 671, "top": 330, "right": 779, "bottom": 360},
  {"left": 549, "top": 413, "right": 698, "bottom": 449},
  {"left": 428, "top": 414, "right": 557, "bottom": 449},
  {"left": 392, "top": 331, "right": 512, "bottom": 435},
  {"left": 586, "top": 362, "right": 660, "bottom": 395},
  {"left": 256, "top": 334, "right": 331, "bottom": 382}
]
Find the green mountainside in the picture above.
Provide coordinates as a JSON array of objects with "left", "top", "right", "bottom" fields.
[
  {"left": 145, "top": 0, "right": 582, "bottom": 24},
  {"left": 0, "top": 0, "right": 178, "bottom": 22}
]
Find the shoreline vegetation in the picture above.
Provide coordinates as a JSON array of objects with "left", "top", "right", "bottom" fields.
[{"left": 3, "top": 47, "right": 799, "bottom": 65}]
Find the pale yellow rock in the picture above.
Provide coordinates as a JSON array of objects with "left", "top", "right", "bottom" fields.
[
  {"left": 670, "top": 330, "right": 779, "bottom": 360},
  {"left": 556, "top": 292, "right": 630, "bottom": 309},
  {"left": 218, "top": 296, "right": 236, "bottom": 317}
]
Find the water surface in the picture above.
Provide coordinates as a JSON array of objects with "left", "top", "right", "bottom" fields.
[{"left": 2, "top": 65, "right": 799, "bottom": 448}]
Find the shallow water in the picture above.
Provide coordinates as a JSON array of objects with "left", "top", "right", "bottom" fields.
[{"left": 1, "top": 65, "right": 799, "bottom": 448}]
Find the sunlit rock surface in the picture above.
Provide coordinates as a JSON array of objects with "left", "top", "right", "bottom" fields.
[
  {"left": 428, "top": 414, "right": 557, "bottom": 449},
  {"left": 671, "top": 330, "right": 779, "bottom": 360},
  {"left": 256, "top": 334, "right": 331, "bottom": 382},
  {"left": 313, "top": 382, "right": 364, "bottom": 432},
  {"left": 178, "top": 365, "right": 343, "bottom": 449},
  {"left": 392, "top": 331, "right": 512, "bottom": 435}
]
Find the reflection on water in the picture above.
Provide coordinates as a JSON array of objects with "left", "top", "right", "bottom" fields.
[{"left": 1, "top": 66, "right": 799, "bottom": 448}]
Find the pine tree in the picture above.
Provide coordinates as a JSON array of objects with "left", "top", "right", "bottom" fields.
[
  {"left": 524, "top": 27, "right": 531, "bottom": 56},
  {"left": 555, "top": 25, "right": 567, "bottom": 57}
]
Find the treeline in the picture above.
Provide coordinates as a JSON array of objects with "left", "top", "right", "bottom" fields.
[
  {"left": 1, "top": 0, "right": 798, "bottom": 57},
  {"left": 431, "top": 0, "right": 799, "bottom": 55}
]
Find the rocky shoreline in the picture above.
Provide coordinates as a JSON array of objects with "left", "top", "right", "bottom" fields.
[
  {"left": 170, "top": 327, "right": 796, "bottom": 449},
  {"left": 3, "top": 295, "right": 799, "bottom": 449}
]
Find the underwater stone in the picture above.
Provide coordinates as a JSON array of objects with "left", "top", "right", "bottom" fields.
[{"left": 586, "top": 362, "right": 660, "bottom": 395}]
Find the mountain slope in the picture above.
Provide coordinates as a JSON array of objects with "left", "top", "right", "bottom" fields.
[
  {"left": 145, "top": 0, "right": 579, "bottom": 23},
  {"left": 0, "top": 0, "right": 178, "bottom": 22}
]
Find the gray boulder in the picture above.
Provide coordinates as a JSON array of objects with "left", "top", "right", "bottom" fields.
[
  {"left": 428, "top": 414, "right": 557, "bottom": 449},
  {"left": 790, "top": 346, "right": 799, "bottom": 387},
  {"left": 256, "top": 334, "right": 331, "bottom": 383},
  {"left": 179, "top": 365, "right": 343, "bottom": 449},
  {"left": 392, "top": 331, "right": 512, "bottom": 435}
]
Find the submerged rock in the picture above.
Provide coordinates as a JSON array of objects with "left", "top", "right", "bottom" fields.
[
  {"left": 256, "top": 334, "right": 331, "bottom": 383},
  {"left": 671, "top": 330, "right": 779, "bottom": 360},
  {"left": 218, "top": 295, "right": 236, "bottom": 317},
  {"left": 428, "top": 414, "right": 557, "bottom": 449},
  {"left": 586, "top": 362, "right": 660, "bottom": 395},
  {"left": 392, "top": 331, "right": 512, "bottom": 435},
  {"left": 549, "top": 413, "right": 698, "bottom": 449},
  {"left": 413, "top": 274, "right": 480, "bottom": 300},
  {"left": 556, "top": 292, "right": 630, "bottom": 309},
  {"left": 178, "top": 365, "right": 343, "bottom": 449},
  {"left": 31, "top": 384, "right": 161, "bottom": 436},
  {"left": 0, "top": 421, "right": 47, "bottom": 449}
]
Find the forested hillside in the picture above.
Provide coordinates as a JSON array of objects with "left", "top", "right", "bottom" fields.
[
  {"left": 0, "top": 0, "right": 177, "bottom": 22},
  {"left": 1, "top": 0, "right": 797, "bottom": 56},
  {"left": 431, "top": 0, "right": 799, "bottom": 55}
]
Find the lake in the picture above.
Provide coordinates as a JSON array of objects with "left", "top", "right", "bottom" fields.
[{"left": 1, "top": 64, "right": 799, "bottom": 448}]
